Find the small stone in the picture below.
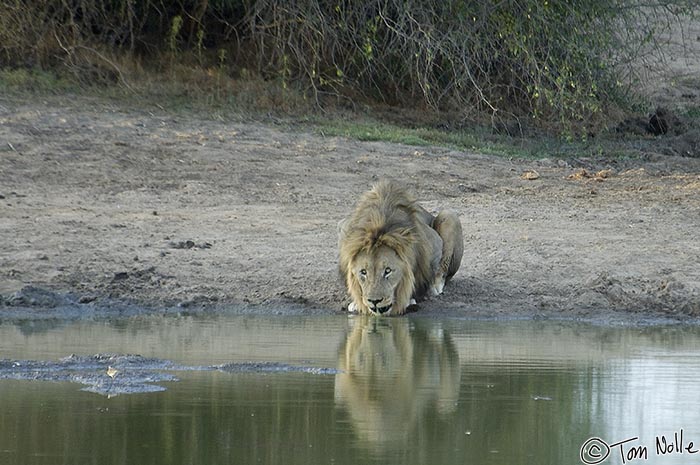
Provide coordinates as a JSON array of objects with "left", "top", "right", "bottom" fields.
[{"left": 79, "top": 295, "right": 97, "bottom": 304}]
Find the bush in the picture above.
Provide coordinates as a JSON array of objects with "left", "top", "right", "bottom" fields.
[{"left": 0, "top": 0, "right": 695, "bottom": 128}]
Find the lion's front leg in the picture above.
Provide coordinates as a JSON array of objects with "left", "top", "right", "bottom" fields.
[{"left": 431, "top": 210, "right": 463, "bottom": 294}]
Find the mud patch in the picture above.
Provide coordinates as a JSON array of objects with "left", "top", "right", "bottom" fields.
[
  {"left": 2, "top": 286, "right": 75, "bottom": 308},
  {"left": 580, "top": 273, "right": 700, "bottom": 316},
  {"left": 0, "top": 353, "right": 340, "bottom": 397},
  {"left": 215, "top": 362, "right": 340, "bottom": 375},
  {"left": 0, "top": 354, "right": 179, "bottom": 396}
]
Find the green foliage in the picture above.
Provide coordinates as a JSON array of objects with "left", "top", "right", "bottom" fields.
[
  {"left": 0, "top": 0, "right": 695, "bottom": 130},
  {"left": 0, "top": 69, "right": 73, "bottom": 93},
  {"left": 167, "top": 16, "right": 183, "bottom": 56},
  {"left": 312, "top": 116, "right": 629, "bottom": 160},
  {"left": 315, "top": 118, "right": 524, "bottom": 157}
]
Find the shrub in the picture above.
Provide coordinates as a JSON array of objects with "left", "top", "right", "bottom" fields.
[{"left": 0, "top": 0, "right": 695, "bottom": 128}]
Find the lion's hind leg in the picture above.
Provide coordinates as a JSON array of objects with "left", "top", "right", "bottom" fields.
[{"left": 431, "top": 210, "right": 463, "bottom": 295}]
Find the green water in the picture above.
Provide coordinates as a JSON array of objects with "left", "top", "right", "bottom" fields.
[{"left": 1, "top": 314, "right": 700, "bottom": 465}]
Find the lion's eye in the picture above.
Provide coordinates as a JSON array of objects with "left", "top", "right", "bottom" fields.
[
  {"left": 384, "top": 267, "right": 392, "bottom": 277},
  {"left": 359, "top": 269, "right": 367, "bottom": 277}
]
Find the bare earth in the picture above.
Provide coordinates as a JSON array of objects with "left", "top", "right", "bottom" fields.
[{"left": 0, "top": 95, "right": 699, "bottom": 323}]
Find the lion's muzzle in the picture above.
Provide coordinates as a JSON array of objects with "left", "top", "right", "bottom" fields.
[{"left": 367, "top": 298, "right": 393, "bottom": 315}]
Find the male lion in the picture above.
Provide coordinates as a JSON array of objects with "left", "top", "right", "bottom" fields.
[{"left": 338, "top": 180, "right": 463, "bottom": 316}]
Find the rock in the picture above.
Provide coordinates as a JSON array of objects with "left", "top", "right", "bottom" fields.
[
  {"left": 112, "top": 271, "right": 129, "bottom": 281},
  {"left": 4, "top": 286, "right": 70, "bottom": 308}
]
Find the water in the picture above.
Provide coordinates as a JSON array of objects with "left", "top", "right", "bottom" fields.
[{"left": 2, "top": 314, "right": 700, "bottom": 465}]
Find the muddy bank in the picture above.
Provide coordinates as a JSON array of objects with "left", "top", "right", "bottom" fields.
[
  {"left": 0, "top": 353, "right": 339, "bottom": 396},
  {"left": 1, "top": 96, "right": 699, "bottom": 323}
]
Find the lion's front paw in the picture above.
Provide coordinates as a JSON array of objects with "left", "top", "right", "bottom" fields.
[
  {"left": 431, "top": 275, "right": 446, "bottom": 296},
  {"left": 390, "top": 299, "right": 418, "bottom": 316},
  {"left": 405, "top": 299, "right": 420, "bottom": 314}
]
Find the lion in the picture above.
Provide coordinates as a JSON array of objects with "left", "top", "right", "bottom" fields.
[{"left": 338, "top": 180, "right": 463, "bottom": 316}]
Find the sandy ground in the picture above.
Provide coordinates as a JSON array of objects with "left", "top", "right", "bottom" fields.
[{"left": 0, "top": 94, "right": 698, "bottom": 323}]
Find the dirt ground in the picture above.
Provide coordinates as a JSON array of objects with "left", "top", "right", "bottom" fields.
[{"left": 0, "top": 92, "right": 698, "bottom": 324}]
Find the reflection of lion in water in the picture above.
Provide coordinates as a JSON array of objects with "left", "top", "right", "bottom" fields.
[
  {"left": 334, "top": 316, "right": 460, "bottom": 448},
  {"left": 338, "top": 180, "right": 463, "bottom": 316}
]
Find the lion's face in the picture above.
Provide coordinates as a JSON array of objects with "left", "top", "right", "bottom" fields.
[{"left": 350, "top": 245, "right": 405, "bottom": 315}]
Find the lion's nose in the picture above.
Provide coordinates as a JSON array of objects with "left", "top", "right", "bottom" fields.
[{"left": 368, "top": 298, "right": 383, "bottom": 308}]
